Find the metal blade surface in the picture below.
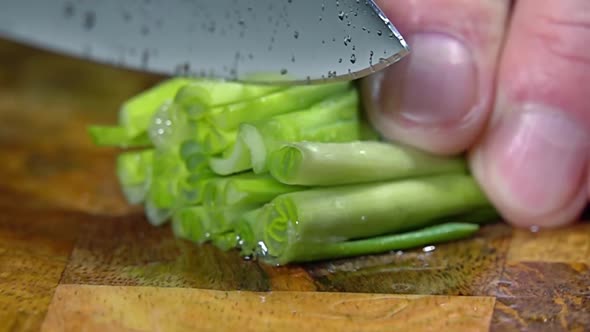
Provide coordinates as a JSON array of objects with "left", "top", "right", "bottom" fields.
[{"left": 0, "top": 0, "right": 409, "bottom": 84}]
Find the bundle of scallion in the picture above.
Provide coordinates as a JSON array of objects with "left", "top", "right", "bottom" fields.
[{"left": 89, "top": 78, "right": 498, "bottom": 265}]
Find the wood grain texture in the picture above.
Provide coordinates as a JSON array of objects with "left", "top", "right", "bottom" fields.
[
  {"left": 42, "top": 285, "right": 496, "bottom": 332},
  {"left": 0, "top": 38, "right": 160, "bottom": 216},
  {"left": 507, "top": 223, "right": 590, "bottom": 264},
  {"left": 491, "top": 262, "right": 590, "bottom": 331},
  {"left": 60, "top": 215, "right": 269, "bottom": 291},
  {"left": 0, "top": 194, "right": 82, "bottom": 332},
  {"left": 305, "top": 223, "right": 512, "bottom": 296},
  {"left": 0, "top": 38, "right": 589, "bottom": 332}
]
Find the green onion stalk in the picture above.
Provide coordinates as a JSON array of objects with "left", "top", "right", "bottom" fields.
[
  {"left": 88, "top": 77, "right": 498, "bottom": 266},
  {"left": 171, "top": 206, "right": 211, "bottom": 244},
  {"left": 260, "top": 223, "right": 481, "bottom": 264},
  {"left": 208, "top": 82, "right": 351, "bottom": 130},
  {"left": 236, "top": 88, "right": 361, "bottom": 174},
  {"left": 174, "top": 80, "right": 285, "bottom": 119},
  {"left": 143, "top": 150, "right": 187, "bottom": 225},
  {"left": 88, "top": 126, "right": 152, "bottom": 148},
  {"left": 119, "top": 77, "right": 194, "bottom": 139},
  {"left": 115, "top": 149, "right": 154, "bottom": 204},
  {"left": 252, "top": 173, "right": 494, "bottom": 265},
  {"left": 269, "top": 141, "right": 467, "bottom": 186}
]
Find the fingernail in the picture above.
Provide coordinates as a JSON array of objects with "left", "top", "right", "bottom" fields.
[
  {"left": 483, "top": 104, "right": 589, "bottom": 217},
  {"left": 376, "top": 33, "right": 477, "bottom": 126}
]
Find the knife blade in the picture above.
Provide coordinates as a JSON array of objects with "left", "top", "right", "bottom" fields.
[{"left": 0, "top": 0, "right": 409, "bottom": 84}]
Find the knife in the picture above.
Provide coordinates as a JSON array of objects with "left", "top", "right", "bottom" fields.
[{"left": 0, "top": 0, "right": 409, "bottom": 84}]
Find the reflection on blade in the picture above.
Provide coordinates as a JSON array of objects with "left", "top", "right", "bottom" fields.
[{"left": 0, "top": 0, "right": 409, "bottom": 84}]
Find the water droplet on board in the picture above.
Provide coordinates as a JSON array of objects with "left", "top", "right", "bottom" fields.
[{"left": 423, "top": 245, "right": 436, "bottom": 253}]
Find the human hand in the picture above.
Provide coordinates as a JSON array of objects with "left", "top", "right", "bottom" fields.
[{"left": 363, "top": 0, "right": 590, "bottom": 228}]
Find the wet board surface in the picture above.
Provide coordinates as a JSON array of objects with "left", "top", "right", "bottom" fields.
[{"left": 0, "top": 38, "right": 588, "bottom": 332}]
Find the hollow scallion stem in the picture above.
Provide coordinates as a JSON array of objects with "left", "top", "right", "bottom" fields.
[
  {"left": 88, "top": 126, "right": 152, "bottom": 148},
  {"left": 171, "top": 206, "right": 211, "bottom": 243},
  {"left": 256, "top": 174, "right": 491, "bottom": 262},
  {"left": 269, "top": 141, "right": 467, "bottom": 186},
  {"left": 175, "top": 80, "right": 285, "bottom": 119},
  {"left": 208, "top": 138, "right": 252, "bottom": 175},
  {"left": 223, "top": 174, "right": 306, "bottom": 206},
  {"left": 209, "top": 82, "right": 351, "bottom": 130},
  {"left": 239, "top": 89, "right": 361, "bottom": 173},
  {"left": 116, "top": 149, "right": 154, "bottom": 204},
  {"left": 119, "top": 78, "right": 193, "bottom": 138},
  {"left": 259, "top": 223, "right": 480, "bottom": 265}
]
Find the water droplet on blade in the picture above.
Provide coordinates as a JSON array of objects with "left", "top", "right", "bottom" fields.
[
  {"left": 63, "top": 2, "right": 74, "bottom": 18},
  {"left": 83, "top": 11, "right": 96, "bottom": 30},
  {"left": 343, "top": 35, "right": 351, "bottom": 46}
]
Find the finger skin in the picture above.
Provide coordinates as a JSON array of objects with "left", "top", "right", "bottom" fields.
[
  {"left": 470, "top": 0, "right": 590, "bottom": 228},
  {"left": 363, "top": 0, "right": 510, "bottom": 154}
]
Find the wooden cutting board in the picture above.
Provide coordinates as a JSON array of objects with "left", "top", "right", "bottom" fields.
[{"left": 0, "top": 39, "right": 588, "bottom": 332}]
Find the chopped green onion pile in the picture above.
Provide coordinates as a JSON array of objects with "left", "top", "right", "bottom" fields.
[{"left": 89, "top": 78, "right": 498, "bottom": 265}]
